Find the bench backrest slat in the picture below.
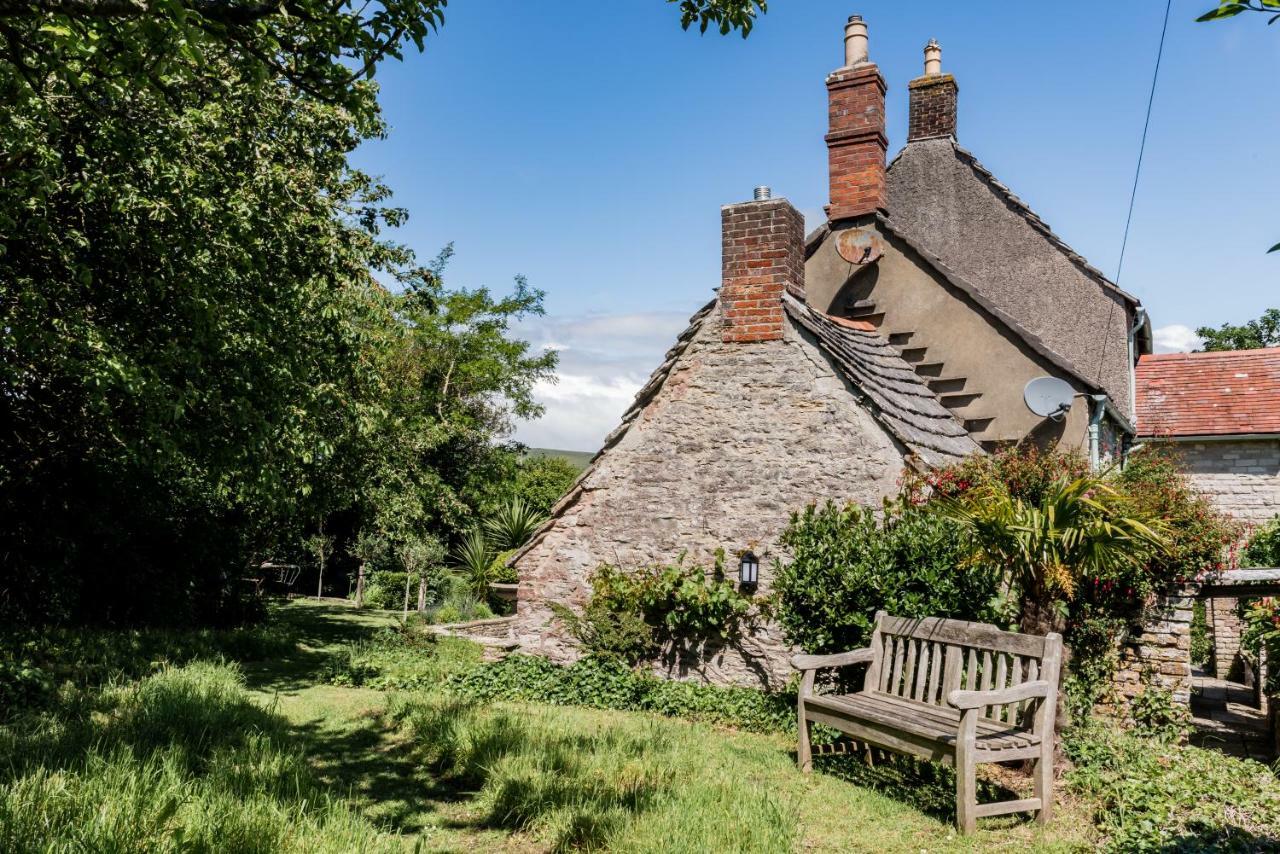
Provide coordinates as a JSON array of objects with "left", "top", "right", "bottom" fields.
[{"left": 866, "top": 612, "right": 1059, "bottom": 725}]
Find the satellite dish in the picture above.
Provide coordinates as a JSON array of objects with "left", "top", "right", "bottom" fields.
[{"left": 1023, "top": 376, "right": 1076, "bottom": 420}]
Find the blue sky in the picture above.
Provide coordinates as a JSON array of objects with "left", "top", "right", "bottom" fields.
[{"left": 352, "top": 1, "right": 1280, "bottom": 451}]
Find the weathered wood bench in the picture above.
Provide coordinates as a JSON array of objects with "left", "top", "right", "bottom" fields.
[{"left": 792, "top": 611, "right": 1063, "bottom": 834}]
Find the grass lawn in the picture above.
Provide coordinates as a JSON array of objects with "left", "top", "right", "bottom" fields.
[{"left": 3, "top": 599, "right": 1277, "bottom": 852}]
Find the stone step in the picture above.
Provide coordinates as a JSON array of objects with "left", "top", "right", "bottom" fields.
[
  {"left": 846, "top": 299, "right": 878, "bottom": 317},
  {"left": 963, "top": 415, "right": 996, "bottom": 432},
  {"left": 886, "top": 331, "right": 914, "bottom": 346}
]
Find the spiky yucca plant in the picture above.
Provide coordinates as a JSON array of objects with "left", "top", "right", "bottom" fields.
[
  {"left": 451, "top": 529, "right": 495, "bottom": 599},
  {"left": 484, "top": 497, "right": 547, "bottom": 552}
]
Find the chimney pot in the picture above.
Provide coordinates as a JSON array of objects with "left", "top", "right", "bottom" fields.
[
  {"left": 843, "top": 14, "right": 869, "bottom": 66},
  {"left": 923, "top": 39, "right": 942, "bottom": 75},
  {"left": 753, "top": 185, "right": 772, "bottom": 201}
]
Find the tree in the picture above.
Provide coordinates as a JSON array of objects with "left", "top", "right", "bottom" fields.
[
  {"left": 1196, "top": 308, "right": 1280, "bottom": 351},
  {"left": 1198, "top": 1, "right": 1280, "bottom": 27},
  {"left": 305, "top": 526, "right": 336, "bottom": 600},
  {"left": 930, "top": 475, "right": 1167, "bottom": 636}
]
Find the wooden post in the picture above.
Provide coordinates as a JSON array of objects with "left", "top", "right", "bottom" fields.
[
  {"left": 417, "top": 575, "right": 427, "bottom": 613},
  {"left": 355, "top": 563, "right": 365, "bottom": 608}
]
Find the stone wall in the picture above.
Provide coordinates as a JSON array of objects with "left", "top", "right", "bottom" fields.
[
  {"left": 1176, "top": 438, "right": 1280, "bottom": 527},
  {"left": 510, "top": 304, "right": 907, "bottom": 689},
  {"left": 1210, "top": 596, "right": 1244, "bottom": 679},
  {"left": 1105, "top": 585, "right": 1196, "bottom": 714}
]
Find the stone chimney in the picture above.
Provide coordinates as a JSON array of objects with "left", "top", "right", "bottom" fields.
[
  {"left": 825, "top": 15, "right": 887, "bottom": 222},
  {"left": 720, "top": 192, "right": 805, "bottom": 343},
  {"left": 908, "top": 39, "right": 958, "bottom": 142}
]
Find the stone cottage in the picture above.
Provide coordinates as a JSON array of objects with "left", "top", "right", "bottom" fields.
[
  {"left": 508, "top": 16, "right": 1152, "bottom": 688},
  {"left": 1135, "top": 347, "right": 1280, "bottom": 677}
]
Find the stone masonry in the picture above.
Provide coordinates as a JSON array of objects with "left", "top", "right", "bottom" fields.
[
  {"left": 509, "top": 304, "right": 907, "bottom": 688},
  {"left": 1105, "top": 584, "right": 1196, "bottom": 714},
  {"left": 1177, "top": 438, "right": 1280, "bottom": 527},
  {"left": 1210, "top": 596, "right": 1244, "bottom": 679}
]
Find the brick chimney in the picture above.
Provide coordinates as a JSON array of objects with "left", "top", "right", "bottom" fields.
[
  {"left": 720, "top": 189, "right": 804, "bottom": 344},
  {"left": 907, "top": 40, "right": 958, "bottom": 142},
  {"left": 825, "top": 15, "right": 887, "bottom": 222}
]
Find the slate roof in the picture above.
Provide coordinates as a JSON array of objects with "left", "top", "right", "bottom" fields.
[
  {"left": 783, "top": 293, "right": 980, "bottom": 466},
  {"left": 1136, "top": 349, "right": 1280, "bottom": 438}
]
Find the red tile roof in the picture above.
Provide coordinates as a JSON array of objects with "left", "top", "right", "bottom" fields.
[{"left": 1136, "top": 348, "right": 1280, "bottom": 438}]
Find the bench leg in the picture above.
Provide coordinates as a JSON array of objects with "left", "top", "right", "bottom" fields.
[
  {"left": 1034, "top": 750, "right": 1053, "bottom": 825},
  {"left": 955, "top": 709, "right": 977, "bottom": 834},
  {"left": 797, "top": 714, "right": 813, "bottom": 773}
]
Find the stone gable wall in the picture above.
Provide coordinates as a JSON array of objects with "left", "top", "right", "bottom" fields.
[{"left": 510, "top": 305, "right": 907, "bottom": 688}]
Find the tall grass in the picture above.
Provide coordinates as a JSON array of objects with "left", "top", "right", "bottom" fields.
[
  {"left": 0, "top": 661, "right": 398, "bottom": 853},
  {"left": 390, "top": 693, "right": 798, "bottom": 852}
]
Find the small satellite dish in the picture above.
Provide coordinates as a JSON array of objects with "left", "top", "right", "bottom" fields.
[{"left": 1023, "top": 376, "right": 1076, "bottom": 420}]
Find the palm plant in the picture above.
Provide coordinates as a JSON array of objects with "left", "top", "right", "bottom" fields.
[
  {"left": 451, "top": 528, "right": 495, "bottom": 599},
  {"left": 931, "top": 474, "right": 1167, "bottom": 635},
  {"left": 484, "top": 497, "right": 547, "bottom": 552}
]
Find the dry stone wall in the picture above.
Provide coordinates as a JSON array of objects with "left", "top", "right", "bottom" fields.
[
  {"left": 510, "top": 305, "right": 907, "bottom": 688},
  {"left": 1104, "top": 584, "right": 1196, "bottom": 714}
]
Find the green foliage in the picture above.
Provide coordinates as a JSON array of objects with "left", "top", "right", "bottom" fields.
[
  {"left": 0, "top": 662, "right": 400, "bottom": 852},
  {"left": 1118, "top": 447, "right": 1242, "bottom": 585},
  {"left": 509, "top": 454, "right": 580, "bottom": 514},
  {"left": 774, "top": 499, "right": 1002, "bottom": 655},
  {"left": 1129, "top": 678, "right": 1192, "bottom": 743},
  {"left": 1241, "top": 596, "right": 1280, "bottom": 695},
  {"left": 1196, "top": 308, "right": 1280, "bottom": 350},
  {"left": 931, "top": 473, "right": 1167, "bottom": 634},
  {"left": 483, "top": 496, "right": 546, "bottom": 552},
  {"left": 446, "top": 654, "right": 794, "bottom": 735},
  {"left": 1190, "top": 599, "right": 1212, "bottom": 666},
  {"left": 672, "top": 0, "right": 768, "bottom": 36},
  {"left": 451, "top": 528, "right": 496, "bottom": 599},
  {"left": 1065, "top": 721, "right": 1280, "bottom": 851},
  {"left": 552, "top": 554, "right": 756, "bottom": 665},
  {"left": 322, "top": 624, "right": 481, "bottom": 690},
  {"left": 1197, "top": 1, "right": 1280, "bottom": 28},
  {"left": 1243, "top": 515, "right": 1280, "bottom": 567}
]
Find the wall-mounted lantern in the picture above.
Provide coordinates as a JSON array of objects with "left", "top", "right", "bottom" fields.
[{"left": 738, "top": 550, "right": 759, "bottom": 589}]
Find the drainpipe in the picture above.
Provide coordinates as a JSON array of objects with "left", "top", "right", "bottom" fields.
[
  {"left": 1088, "top": 394, "right": 1108, "bottom": 471},
  {"left": 1127, "top": 306, "right": 1148, "bottom": 422}
]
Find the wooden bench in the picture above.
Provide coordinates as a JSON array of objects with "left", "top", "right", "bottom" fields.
[{"left": 792, "top": 611, "right": 1062, "bottom": 834}]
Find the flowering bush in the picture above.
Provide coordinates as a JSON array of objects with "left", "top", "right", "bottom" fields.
[
  {"left": 1241, "top": 596, "right": 1280, "bottom": 695},
  {"left": 1242, "top": 515, "right": 1280, "bottom": 568}
]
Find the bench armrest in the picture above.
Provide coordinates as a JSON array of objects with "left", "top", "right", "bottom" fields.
[
  {"left": 790, "top": 648, "right": 874, "bottom": 672},
  {"left": 947, "top": 680, "right": 1051, "bottom": 710}
]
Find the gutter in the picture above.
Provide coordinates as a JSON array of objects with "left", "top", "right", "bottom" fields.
[
  {"left": 1136, "top": 432, "right": 1280, "bottom": 444},
  {"left": 1127, "top": 306, "right": 1148, "bottom": 422}
]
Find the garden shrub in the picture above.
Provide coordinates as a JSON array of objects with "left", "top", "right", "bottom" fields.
[
  {"left": 774, "top": 498, "right": 1003, "bottom": 655},
  {"left": 1241, "top": 596, "right": 1280, "bottom": 696},
  {"left": 1190, "top": 599, "right": 1212, "bottom": 666},
  {"left": 1128, "top": 677, "right": 1191, "bottom": 743},
  {"left": 551, "top": 552, "right": 757, "bottom": 665},
  {"left": 446, "top": 654, "right": 795, "bottom": 735},
  {"left": 1242, "top": 515, "right": 1280, "bottom": 568}
]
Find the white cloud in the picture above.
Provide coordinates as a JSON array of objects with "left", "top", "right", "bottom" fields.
[
  {"left": 511, "top": 309, "right": 695, "bottom": 451},
  {"left": 1153, "top": 324, "right": 1202, "bottom": 354}
]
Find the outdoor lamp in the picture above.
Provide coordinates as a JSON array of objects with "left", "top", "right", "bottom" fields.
[{"left": 739, "top": 551, "right": 759, "bottom": 588}]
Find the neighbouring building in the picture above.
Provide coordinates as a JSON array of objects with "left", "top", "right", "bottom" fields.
[
  {"left": 1135, "top": 347, "right": 1280, "bottom": 678},
  {"left": 507, "top": 16, "right": 1151, "bottom": 688}
]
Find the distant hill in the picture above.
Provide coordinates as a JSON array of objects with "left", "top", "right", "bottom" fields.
[{"left": 526, "top": 447, "right": 595, "bottom": 472}]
